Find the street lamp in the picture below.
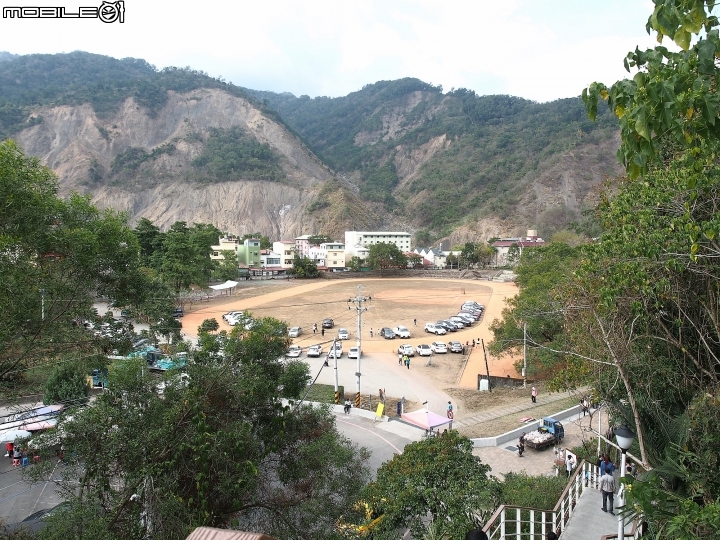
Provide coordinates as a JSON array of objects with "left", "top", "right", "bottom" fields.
[{"left": 615, "top": 425, "right": 636, "bottom": 540}]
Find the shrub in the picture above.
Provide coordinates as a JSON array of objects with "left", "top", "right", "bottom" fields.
[{"left": 43, "top": 362, "right": 90, "bottom": 405}]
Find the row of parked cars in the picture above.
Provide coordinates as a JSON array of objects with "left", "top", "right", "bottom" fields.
[
  {"left": 222, "top": 311, "right": 256, "bottom": 330},
  {"left": 423, "top": 301, "right": 484, "bottom": 336},
  {"left": 286, "top": 342, "right": 361, "bottom": 360}
]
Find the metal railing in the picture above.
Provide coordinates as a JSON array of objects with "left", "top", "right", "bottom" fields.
[{"left": 483, "top": 460, "right": 646, "bottom": 539}]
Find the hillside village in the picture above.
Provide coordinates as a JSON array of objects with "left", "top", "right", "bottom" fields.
[{"left": 210, "top": 229, "right": 546, "bottom": 275}]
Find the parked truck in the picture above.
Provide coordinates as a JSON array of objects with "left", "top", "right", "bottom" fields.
[{"left": 524, "top": 417, "right": 565, "bottom": 450}]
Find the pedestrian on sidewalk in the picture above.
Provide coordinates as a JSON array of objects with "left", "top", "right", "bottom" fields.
[
  {"left": 581, "top": 396, "right": 589, "bottom": 416},
  {"left": 446, "top": 401, "right": 454, "bottom": 419},
  {"left": 321, "top": 327, "right": 325, "bottom": 337},
  {"left": 517, "top": 432, "right": 526, "bottom": 457},
  {"left": 531, "top": 386, "right": 537, "bottom": 403},
  {"left": 405, "top": 356, "right": 410, "bottom": 369},
  {"left": 599, "top": 470, "right": 617, "bottom": 514}
]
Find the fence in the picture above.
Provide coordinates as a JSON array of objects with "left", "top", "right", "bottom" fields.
[{"left": 483, "top": 461, "right": 646, "bottom": 539}]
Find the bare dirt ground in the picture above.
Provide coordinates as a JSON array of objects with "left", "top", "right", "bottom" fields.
[{"left": 180, "top": 277, "right": 560, "bottom": 435}]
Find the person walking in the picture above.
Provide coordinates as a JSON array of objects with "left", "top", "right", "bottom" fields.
[
  {"left": 321, "top": 327, "right": 325, "bottom": 337},
  {"left": 517, "top": 432, "right": 526, "bottom": 457},
  {"left": 531, "top": 386, "right": 538, "bottom": 403},
  {"left": 313, "top": 323, "right": 317, "bottom": 334},
  {"left": 413, "top": 318, "right": 417, "bottom": 327},
  {"left": 447, "top": 401, "right": 454, "bottom": 419},
  {"left": 581, "top": 396, "right": 589, "bottom": 416},
  {"left": 599, "top": 469, "right": 617, "bottom": 514},
  {"left": 566, "top": 453, "right": 576, "bottom": 478},
  {"left": 404, "top": 356, "right": 410, "bottom": 369},
  {"left": 600, "top": 454, "right": 616, "bottom": 476},
  {"left": 369, "top": 328, "right": 373, "bottom": 338}
]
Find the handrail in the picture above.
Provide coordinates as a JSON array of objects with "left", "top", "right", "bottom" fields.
[{"left": 483, "top": 460, "right": 606, "bottom": 539}]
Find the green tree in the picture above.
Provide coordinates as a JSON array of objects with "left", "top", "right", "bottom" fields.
[
  {"left": 475, "top": 243, "right": 496, "bottom": 268},
  {"left": 505, "top": 243, "right": 521, "bottom": 266},
  {"left": 366, "top": 242, "right": 408, "bottom": 276},
  {"left": 212, "top": 250, "right": 239, "bottom": 282},
  {"left": 159, "top": 221, "right": 216, "bottom": 290},
  {"left": 445, "top": 253, "right": 459, "bottom": 269},
  {"left": 0, "top": 140, "right": 150, "bottom": 384},
  {"left": 347, "top": 255, "right": 364, "bottom": 272},
  {"left": 360, "top": 431, "right": 500, "bottom": 539},
  {"left": 460, "top": 242, "right": 479, "bottom": 267},
  {"left": 43, "top": 361, "right": 90, "bottom": 405},
  {"left": 292, "top": 254, "right": 319, "bottom": 278},
  {"left": 197, "top": 318, "right": 220, "bottom": 334},
  {"left": 307, "top": 234, "right": 334, "bottom": 246},
  {"left": 28, "top": 317, "right": 370, "bottom": 540},
  {"left": 133, "top": 217, "right": 163, "bottom": 264},
  {"left": 407, "top": 253, "right": 423, "bottom": 268}
]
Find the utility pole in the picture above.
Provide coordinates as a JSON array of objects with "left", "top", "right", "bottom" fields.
[
  {"left": 348, "top": 285, "right": 370, "bottom": 408},
  {"left": 522, "top": 321, "right": 527, "bottom": 388},
  {"left": 333, "top": 337, "right": 339, "bottom": 404}
]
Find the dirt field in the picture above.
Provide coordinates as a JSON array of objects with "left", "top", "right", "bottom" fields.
[{"left": 181, "top": 277, "right": 530, "bottom": 422}]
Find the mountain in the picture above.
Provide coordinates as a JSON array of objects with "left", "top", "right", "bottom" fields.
[
  {"left": 1, "top": 52, "right": 623, "bottom": 241},
  {"left": 0, "top": 52, "right": 18, "bottom": 63}
]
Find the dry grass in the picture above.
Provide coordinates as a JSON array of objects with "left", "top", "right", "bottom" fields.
[{"left": 457, "top": 396, "right": 578, "bottom": 438}]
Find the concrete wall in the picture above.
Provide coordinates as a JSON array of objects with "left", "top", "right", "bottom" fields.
[{"left": 471, "top": 404, "right": 582, "bottom": 448}]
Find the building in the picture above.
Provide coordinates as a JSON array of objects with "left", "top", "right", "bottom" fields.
[
  {"left": 344, "top": 231, "right": 411, "bottom": 261},
  {"left": 308, "top": 242, "right": 345, "bottom": 269},
  {"left": 294, "top": 235, "right": 313, "bottom": 258},
  {"left": 272, "top": 240, "right": 295, "bottom": 269},
  {"left": 236, "top": 238, "right": 261, "bottom": 268},
  {"left": 210, "top": 236, "right": 240, "bottom": 260},
  {"left": 491, "top": 229, "right": 546, "bottom": 265}
]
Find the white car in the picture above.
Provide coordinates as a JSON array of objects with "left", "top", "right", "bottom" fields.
[
  {"left": 286, "top": 345, "right": 303, "bottom": 358},
  {"left": 449, "top": 316, "right": 470, "bottom": 327},
  {"left": 288, "top": 326, "right": 302, "bottom": 338},
  {"left": 348, "top": 347, "right": 361, "bottom": 359},
  {"left": 398, "top": 344, "right": 415, "bottom": 357},
  {"left": 393, "top": 326, "right": 411, "bottom": 338},
  {"left": 338, "top": 328, "right": 350, "bottom": 340},
  {"left": 424, "top": 323, "right": 447, "bottom": 335},
  {"left": 416, "top": 344, "right": 432, "bottom": 356},
  {"left": 307, "top": 345, "right": 323, "bottom": 357},
  {"left": 329, "top": 342, "right": 343, "bottom": 359},
  {"left": 430, "top": 341, "right": 447, "bottom": 354}
]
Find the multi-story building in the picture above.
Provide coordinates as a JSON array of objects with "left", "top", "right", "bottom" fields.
[
  {"left": 210, "top": 236, "right": 239, "bottom": 260},
  {"left": 344, "top": 231, "right": 411, "bottom": 261},
  {"left": 272, "top": 240, "right": 295, "bottom": 269},
  {"left": 294, "top": 235, "right": 313, "bottom": 258},
  {"left": 236, "top": 238, "right": 261, "bottom": 268},
  {"left": 308, "top": 242, "right": 346, "bottom": 269}
]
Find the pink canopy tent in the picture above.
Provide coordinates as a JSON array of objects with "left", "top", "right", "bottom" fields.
[{"left": 401, "top": 408, "right": 451, "bottom": 430}]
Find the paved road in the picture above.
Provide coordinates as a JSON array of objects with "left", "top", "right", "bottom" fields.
[{"left": 0, "top": 453, "right": 63, "bottom": 525}]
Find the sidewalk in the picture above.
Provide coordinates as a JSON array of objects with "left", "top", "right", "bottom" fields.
[{"left": 453, "top": 390, "right": 576, "bottom": 429}]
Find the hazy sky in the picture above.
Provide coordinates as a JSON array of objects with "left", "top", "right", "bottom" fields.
[{"left": 1, "top": 0, "right": 663, "bottom": 102}]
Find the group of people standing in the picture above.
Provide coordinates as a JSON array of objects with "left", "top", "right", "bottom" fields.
[{"left": 398, "top": 353, "right": 411, "bottom": 369}]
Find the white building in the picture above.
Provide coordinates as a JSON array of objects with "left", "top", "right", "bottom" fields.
[
  {"left": 272, "top": 240, "right": 295, "bottom": 269},
  {"left": 294, "top": 235, "right": 313, "bottom": 258},
  {"left": 260, "top": 250, "right": 282, "bottom": 267},
  {"left": 344, "top": 231, "right": 411, "bottom": 261},
  {"left": 308, "top": 242, "right": 346, "bottom": 269}
]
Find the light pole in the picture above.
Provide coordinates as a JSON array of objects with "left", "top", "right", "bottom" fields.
[{"left": 615, "top": 425, "right": 636, "bottom": 540}]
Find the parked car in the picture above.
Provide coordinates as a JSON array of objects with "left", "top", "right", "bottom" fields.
[
  {"left": 173, "top": 307, "right": 184, "bottom": 318},
  {"left": 449, "top": 341, "right": 464, "bottom": 353},
  {"left": 449, "top": 316, "right": 471, "bottom": 327},
  {"left": 416, "top": 344, "right": 432, "bottom": 356},
  {"left": 424, "top": 323, "right": 447, "bottom": 335},
  {"left": 307, "top": 345, "right": 323, "bottom": 357},
  {"left": 398, "top": 344, "right": 415, "bottom": 357},
  {"left": 430, "top": 341, "right": 447, "bottom": 354},
  {"left": 436, "top": 320, "right": 457, "bottom": 333},
  {"left": 348, "top": 346, "right": 361, "bottom": 359},
  {"left": 286, "top": 345, "right": 303, "bottom": 358},
  {"left": 223, "top": 311, "right": 243, "bottom": 321},
  {"left": 338, "top": 328, "right": 350, "bottom": 340},
  {"left": 463, "top": 301, "right": 484, "bottom": 309},
  {"left": 329, "top": 342, "right": 343, "bottom": 359},
  {"left": 379, "top": 327, "right": 396, "bottom": 339},
  {"left": 456, "top": 313, "right": 476, "bottom": 324},
  {"left": 393, "top": 325, "right": 411, "bottom": 338},
  {"left": 446, "top": 319, "right": 465, "bottom": 330},
  {"left": 288, "top": 326, "right": 302, "bottom": 338},
  {"left": 322, "top": 318, "right": 334, "bottom": 329},
  {"left": 460, "top": 309, "right": 481, "bottom": 319}
]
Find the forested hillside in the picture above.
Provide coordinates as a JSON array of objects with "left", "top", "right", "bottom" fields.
[{"left": 249, "top": 80, "right": 622, "bottom": 238}]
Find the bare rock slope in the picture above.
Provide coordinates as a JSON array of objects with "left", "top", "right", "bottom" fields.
[{"left": 16, "top": 89, "right": 352, "bottom": 237}]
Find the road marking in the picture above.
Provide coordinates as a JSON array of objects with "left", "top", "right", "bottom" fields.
[{"left": 336, "top": 416, "right": 403, "bottom": 454}]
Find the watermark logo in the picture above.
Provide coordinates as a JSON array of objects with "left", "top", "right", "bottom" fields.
[{"left": 3, "top": 1, "right": 125, "bottom": 23}]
